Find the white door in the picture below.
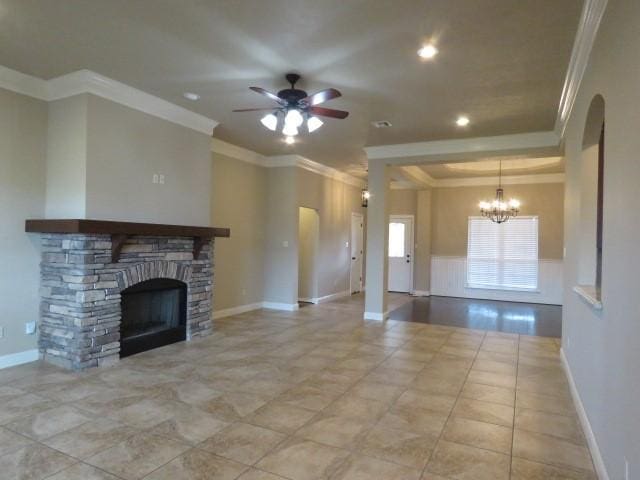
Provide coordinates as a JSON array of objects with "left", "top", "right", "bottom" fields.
[
  {"left": 388, "top": 215, "right": 414, "bottom": 293},
  {"left": 350, "top": 213, "right": 364, "bottom": 294}
]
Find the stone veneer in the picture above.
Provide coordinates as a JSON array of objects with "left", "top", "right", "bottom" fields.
[{"left": 38, "top": 234, "right": 213, "bottom": 370}]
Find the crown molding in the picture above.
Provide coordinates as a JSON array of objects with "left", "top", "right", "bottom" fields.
[
  {"left": 0, "top": 65, "right": 218, "bottom": 135},
  {"left": 266, "top": 154, "right": 366, "bottom": 188},
  {"left": 48, "top": 70, "right": 218, "bottom": 135},
  {"left": 400, "top": 166, "right": 436, "bottom": 187},
  {"left": 0, "top": 65, "right": 49, "bottom": 100},
  {"left": 555, "top": 0, "right": 608, "bottom": 139},
  {"left": 365, "top": 131, "right": 560, "bottom": 161},
  {"left": 432, "top": 173, "right": 564, "bottom": 188},
  {"left": 210, "top": 141, "right": 365, "bottom": 188},
  {"left": 211, "top": 138, "right": 266, "bottom": 166}
]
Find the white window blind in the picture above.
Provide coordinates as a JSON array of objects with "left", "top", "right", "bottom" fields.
[{"left": 467, "top": 216, "right": 539, "bottom": 291}]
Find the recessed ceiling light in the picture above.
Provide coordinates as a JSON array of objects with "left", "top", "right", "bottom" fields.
[
  {"left": 183, "top": 92, "right": 200, "bottom": 101},
  {"left": 417, "top": 44, "right": 438, "bottom": 59},
  {"left": 284, "top": 136, "right": 295, "bottom": 145},
  {"left": 456, "top": 116, "right": 470, "bottom": 127}
]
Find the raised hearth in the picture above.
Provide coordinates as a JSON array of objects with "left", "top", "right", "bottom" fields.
[{"left": 26, "top": 219, "right": 230, "bottom": 370}]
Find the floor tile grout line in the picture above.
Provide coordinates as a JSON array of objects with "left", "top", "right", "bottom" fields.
[{"left": 418, "top": 330, "right": 488, "bottom": 479}]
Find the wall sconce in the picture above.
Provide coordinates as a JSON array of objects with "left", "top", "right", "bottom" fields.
[{"left": 361, "top": 188, "right": 370, "bottom": 208}]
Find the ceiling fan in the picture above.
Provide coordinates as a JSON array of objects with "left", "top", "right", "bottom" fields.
[{"left": 233, "top": 73, "right": 348, "bottom": 141}]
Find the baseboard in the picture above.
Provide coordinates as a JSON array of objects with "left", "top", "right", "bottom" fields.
[
  {"left": 412, "top": 290, "right": 430, "bottom": 297},
  {"left": 312, "top": 290, "right": 351, "bottom": 304},
  {"left": 213, "top": 302, "right": 264, "bottom": 319},
  {"left": 0, "top": 349, "right": 39, "bottom": 369},
  {"left": 560, "top": 348, "right": 610, "bottom": 480},
  {"left": 363, "top": 310, "right": 390, "bottom": 321},
  {"left": 262, "top": 302, "right": 299, "bottom": 311}
]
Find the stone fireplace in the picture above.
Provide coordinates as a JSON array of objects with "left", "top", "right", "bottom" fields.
[{"left": 26, "top": 219, "right": 230, "bottom": 370}]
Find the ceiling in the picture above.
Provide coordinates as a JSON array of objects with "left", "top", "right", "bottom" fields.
[
  {"left": 420, "top": 155, "right": 565, "bottom": 179},
  {"left": 0, "top": 0, "right": 583, "bottom": 175}
]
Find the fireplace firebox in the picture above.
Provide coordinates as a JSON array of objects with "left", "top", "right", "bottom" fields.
[{"left": 120, "top": 278, "right": 187, "bottom": 357}]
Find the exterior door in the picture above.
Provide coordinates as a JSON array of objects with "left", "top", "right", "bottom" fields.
[
  {"left": 388, "top": 215, "right": 414, "bottom": 293},
  {"left": 350, "top": 213, "right": 364, "bottom": 293}
]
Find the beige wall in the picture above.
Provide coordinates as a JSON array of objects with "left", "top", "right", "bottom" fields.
[
  {"left": 85, "top": 95, "right": 212, "bottom": 225},
  {"left": 389, "top": 189, "right": 417, "bottom": 216},
  {"left": 298, "top": 207, "right": 319, "bottom": 300},
  {"left": 45, "top": 94, "right": 88, "bottom": 218},
  {"left": 296, "top": 168, "right": 366, "bottom": 299},
  {"left": 210, "top": 152, "right": 267, "bottom": 312},
  {"left": 431, "top": 183, "right": 564, "bottom": 259},
  {"left": 263, "top": 167, "right": 299, "bottom": 305},
  {"left": 415, "top": 190, "right": 432, "bottom": 293},
  {"left": 45, "top": 94, "right": 212, "bottom": 225},
  {"left": 561, "top": 1, "right": 640, "bottom": 476},
  {"left": 0, "top": 88, "right": 48, "bottom": 356}
]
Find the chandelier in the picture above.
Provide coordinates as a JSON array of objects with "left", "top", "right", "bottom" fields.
[{"left": 478, "top": 159, "right": 520, "bottom": 223}]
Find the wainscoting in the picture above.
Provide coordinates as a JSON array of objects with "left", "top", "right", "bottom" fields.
[{"left": 430, "top": 256, "right": 563, "bottom": 305}]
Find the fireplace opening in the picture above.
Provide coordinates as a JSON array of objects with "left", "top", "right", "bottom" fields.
[{"left": 120, "top": 278, "right": 187, "bottom": 358}]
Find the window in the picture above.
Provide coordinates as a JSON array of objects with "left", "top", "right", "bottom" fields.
[
  {"left": 388, "top": 222, "right": 405, "bottom": 258},
  {"left": 467, "top": 216, "right": 539, "bottom": 291}
]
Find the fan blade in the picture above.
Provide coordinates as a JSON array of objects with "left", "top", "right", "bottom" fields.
[
  {"left": 303, "top": 88, "right": 342, "bottom": 106},
  {"left": 309, "top": 106, "right": 349, "bottom": 119},
  {"left": 249, "top": 86, "right": 286, "bottom": 105},
  {"left": 232, "top": 108, "right": 277, "bottom": 112}
]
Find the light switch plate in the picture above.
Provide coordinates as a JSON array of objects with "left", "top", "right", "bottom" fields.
[
  {"left": 25, "top": 321, "right": 36, "bottom": 335},
  {"left": 283, "top": 240, "right": 289, "bottom": 247},
  {"left": 159, "top": 174, "right": 165, "bottom": 184},
  {"left": 153, "top": 173, "right": 159, "bottom": 184}
]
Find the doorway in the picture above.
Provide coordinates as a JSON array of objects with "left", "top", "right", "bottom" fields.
[
  {"left": 388, "top": 214, "right": 414, "bottom": 293},
  {"left": 350, "top": 212, "right": 364, "bottom": 294},
  {"left": 298, "top": 207, "right": 319, "bottom": 302}
]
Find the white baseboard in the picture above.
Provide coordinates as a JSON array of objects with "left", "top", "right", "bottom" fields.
[
  {"left": 263, "top": 302, "right": 299, "bottom": 311},
  {"left": 213, "top": 302, "right": 264, "bottom": 319},
  {"left": 0, "top": 349, "right": 39, "bottom": 369},
  {"left": 364, "top": 310, "right": 390, "bottom": 321},
  {"left": 560, "top": 348, "right": 610, "bottom": 480},
  {"left": 412, "top": 290, "right": 430, "bottom": 297},
  {"left": 312, "top": 290, "right": 351, "bottom": 304}
]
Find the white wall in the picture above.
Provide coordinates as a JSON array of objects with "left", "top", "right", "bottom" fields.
[
  {"left": 562, "top": 1, "right": 640, "bottom": 478},
  {"left": 0, "top": 88, "right": 47, "bottom": 357},
  {"left": 430, "top": 257, "right": 563, "bottom": 305}
]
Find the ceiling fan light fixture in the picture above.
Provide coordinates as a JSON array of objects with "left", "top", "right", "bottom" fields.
[
  {"left": 418, "top": 44, "right": 438, "bottom": 59},
  {"left": 456, "top": 115, "right": 470, "bottom": 127},
  {"left": 282, "top": 123, "right": 299, "bottom": 137},
  {"left": 307, "top": 116, "right": 323, "bottom": 133},
  {"left": 284, "top": 109, "right": 304, "bottom": 128},
  {"left": 260, "top": 113, "right": 278, "bottom": 131}
]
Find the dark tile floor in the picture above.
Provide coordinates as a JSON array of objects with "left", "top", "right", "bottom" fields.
[{"left": 388, "top": 296, "right": 562, "bottom": 338}]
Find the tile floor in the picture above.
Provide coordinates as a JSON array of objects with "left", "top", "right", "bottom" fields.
[{"left": 0, "top": 295, "right": 595, "bottom": 479}]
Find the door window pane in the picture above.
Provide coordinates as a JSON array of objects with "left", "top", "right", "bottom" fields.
[{"left": 389, "top": 222, "right": 405, "bottom": 258}]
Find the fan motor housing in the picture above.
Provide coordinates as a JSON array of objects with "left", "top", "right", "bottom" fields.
[{"left": 277, "top": 88, "right": 307, "bottom": 105}]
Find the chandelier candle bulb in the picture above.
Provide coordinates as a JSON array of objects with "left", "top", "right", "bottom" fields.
[{"left": 479, "top": 159, "right": 520, "bottom": 223}]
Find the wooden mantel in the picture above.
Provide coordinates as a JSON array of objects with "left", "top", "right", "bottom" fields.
[{"left": 25, "top": 219, "right": 230, "bottom": 262}]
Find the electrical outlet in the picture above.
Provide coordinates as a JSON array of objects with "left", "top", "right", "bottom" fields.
[
  {"left": 152, "top": 173, "right": 159, "bottom": 184},
  {"left": 345, "top": 241, "right": 349, "bottom": 248},
  {"left": 159, "top": 174, "right": 165, "bottom": 184},
  {"left": 25, "top": 321, "right": 36, "bottom": 335},
  {"left": 282, "top": 240, "right": 289, "bottom": 248}
]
